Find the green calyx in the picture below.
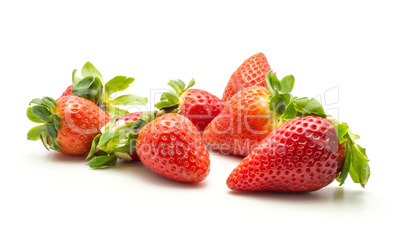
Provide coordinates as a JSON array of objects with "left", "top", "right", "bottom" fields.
[
  {"left": 334, "top": 122, "right": 370, "bottom": 187},
  {"left": 71, "top": 62, "right": 148, "bottom": 117},
  {"left": 27, "top": 97, "right": 62, "bottom": 151},
  {"left": 154, "top": 79, "right": 195, "bottom": 112},
  {"left": 87, "top": 112, "right": 157, "bottom": 168},
  {"left": 266, "top": 71, "right": 327, "bottom": 124},
  {"left": 265, "top": 70, "right": 370, "bottom": 188}
]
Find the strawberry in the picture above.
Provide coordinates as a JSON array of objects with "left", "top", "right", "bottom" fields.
[
  {"left": 61, "top": 61, "right": 148, "bottom": 117},
  {"left": 203, "top": 86, "right": 274, "bottom": 156},
  {"left": 136, "top": 113, "right": 210, "bottom": 182},
  {"left": 87, "top": 112, "right": 211, "bottom": 183},
  {"left": 226, "top": 73, "right": 370, "bottom": 192},
  {"left": 222, "top": 52, "right": 272, "bottom": 102},
  {"left": 61, "top": 85, "right": 73, "bottom": 97},
  {"left": 117, "top": 111, "right": 144, "bottom": 123},
  {"left": 227, "top": 116, "right": 345, "bottom": 191},
  {"left": 27, "top": 96, "right": 110, "bottom": 155},
  {"left": 203, "top": 72, "right": 295, "bottom": 157},
  {"left": 155, "top": 79, "right": 224, "bottom": 132}
]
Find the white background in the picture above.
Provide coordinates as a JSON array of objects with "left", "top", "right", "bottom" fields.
[{"left": 1, "top": 0, "right": 401, "bottom": 240}]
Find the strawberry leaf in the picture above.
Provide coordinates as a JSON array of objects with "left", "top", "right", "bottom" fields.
[
  {"left": 162, "top": 91, "right": 180, "bottom": 105},
  {"left": 40, "top": 132, "right": 50, "bottom": 151},
  {"left": 280, "top": 75, "right": 295, "bottom": 93},
  {"left": 72, "top": 76, "right": 103, "bottom": 105},
  {"left": 282, "top": 101, "right": 298, "bottom": 120},
  {"left": 94, "top": 150, "right": 108, "bottom": 157},
  {"left": 88, "top": 154, "right": 117, "bottom": 168},
  {"left": 87, "top": 134, "right": 101, "bottom": 160},
  {"left": 185, "top": 78, "right": 195, "bottom": 90},
  {"left": 168, "top": 80, "right": 185, "bottom": 95},
  {"left": 293, "top": 97, "right": 327, "bottom": 118},
  {"left": 45, "top": 123, "right": 57, "bottom": 139},
  {"left": 334, "top": 122, "right": 349, "bottom": 144},
  {"left": 42, "top": 97, "right": 57, "bottom": 110},
  {"left": 138, "top": 111, "right": 156, "bottom": 123},
  {"left": 336, "top": 126, "right": 370, "bottom": 188},
  {"left": 27, "top": 125, "right": 46, "bottom": 141},
  {"left": 154, "top": 100, "right": 173, "bottom": 110},
  {"left": 29, "top": 98, "right": 44, "bottom": 106},
  {"left": 266, "top": 71, "right": 281, "bottom": 93},
  {"left": 336, "top": 142, "right": 352, "bottom": 185},
  {"left": 350, "top": 142, "right": 370, "bottom": 187},
  {"left": 107, "top": 105, "right": 129, "bottom": 117},
  {"left": 105, "top": 76, "right": 135, "bottom": 96},
  {"left": 81, "top": 62, "right": 103, "bottom": 83},
  {"left": 32, "top": 105, "right": 52, "bottom": 122},
  {"left": 48, "top": 137, "right": 61, "bottom": 151},
  {"left": 98, "top": 124, "right": 118, "bottom": 151},
  {"left": 52, "top": 114, "right": 61, "bottom": 130},
  {"left": 348, "top": 162, "right": 361, "bottom": 183},
  {"left": 72, "top": 69, "right": 81, "bottom": 85},
  {"left": 27, "top": 107, "right": 45, "bottom": 123},
  {"left": 176, "top": 79, "right": 186, "bottom": 91},
  {"left": 109, "top": 94, "right": 148, "bottom": 106},
  {"left": 155, "top": 79, "right": 195, "bottom": 112}
]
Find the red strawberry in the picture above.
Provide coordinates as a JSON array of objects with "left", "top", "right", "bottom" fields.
[
  {"left": 222, "top": 53, "right": 272, "bottom": 102},
  {"left": 227, "top": 116, "right": 346, "bottom": 192},
  {"left": 136, "top": 113, "right": 210, "bottom": 183},
  {"left": 116, "top": 111, "right": 143, "bottom": 123},
  {"left": 27, "top": 96, "right": 110, "bottom": 155},
  {"left": 155, "top": 79, "right": 224, "bottom": 132},
  {"left": 180, "top": 88, "right": 224, "bottom": 132},
  {"left": 203, "top": 86, "right": 275, "bottom": 157},
  {"left": 61, "top": 85, "right": 73, "bottom": 97}
]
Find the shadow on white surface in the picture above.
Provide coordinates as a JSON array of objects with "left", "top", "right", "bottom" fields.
[
  {"left": 47, "top": 151, "right": 89, "bottom": 163},
  {"left": 227, "top": 186, "right": 366, "bottom": 204},
  {"left": 88, "top": 158, "right": 209, "bottom": 190}
]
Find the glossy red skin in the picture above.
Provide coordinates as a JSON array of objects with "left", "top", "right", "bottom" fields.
[
  {"left": 203, "top": 86, "right": 275, "bottom": 157},
  {"left": 116, "top": 112, "right": 146, "bottom": 160},
  {"left": 116, "top": 112, "right": 143, "bottom": 123},
  {"left": 222, "top": 53, "right": 272, "bottom": 102},
  {"left": 61, "top": 85, "right": 74, "bottom": 97},
  {"left": 55, "top": 96, "right": 110, "bottom": 155},
  {"left": 136, "top": 113, "right": 210, "bottom": 183},
  {"left": 227, "top": 116, "right": 345, "bottom": 192},
  {"left": 179, "top": 89, "right": 224, "bottom": 132}
]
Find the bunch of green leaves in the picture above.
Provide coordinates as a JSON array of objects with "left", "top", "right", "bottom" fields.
[
  {"left": 87, "top": 112, "right": 157, "bottom": 168},
  {"left": 266, "top": 70, "right": 370, "bottom": 187},
  {"left": 154, "top": 79, "right": 195, "bottom": 112},
  {"left": 266, "top": 71, "right": 327, "bottom": 123},
  {"left": 27, "top": 97, "right": 61, "bottom": 151},
  {"left": 335, "top": 123, "right": 370, "bottom": 187},
  {"left": 72, "top": 62, "right": 148, "bottom": 117}
]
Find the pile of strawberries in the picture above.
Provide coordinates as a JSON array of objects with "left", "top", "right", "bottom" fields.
[{"left": 27, "top": 53, "right": 370, "bottom": 192}]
